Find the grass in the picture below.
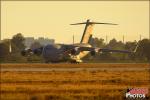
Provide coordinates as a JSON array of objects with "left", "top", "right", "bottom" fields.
[{"left": 1, "top": 63, "right": 150, "bottom": 100}]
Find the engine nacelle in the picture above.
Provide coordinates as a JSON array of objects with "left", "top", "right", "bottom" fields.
[
  {"left": 33, "top": 47, "right": 43, "bottom": 56},
  {"left": 21, "top": 47, "right": 43, "bottom": 56},
  {"left": 90, "top": 50, "right": 96, "bottom": 56},
  {"left": 70, "top": 47, "right": 80, "bottom": 55},
  {"left": 21, "top": 49, "right": 33, "bottom": 56}
]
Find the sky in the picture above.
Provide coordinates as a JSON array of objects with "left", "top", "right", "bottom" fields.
[{"left": 1, "top": 1, "right": 149, "bottom": 44}]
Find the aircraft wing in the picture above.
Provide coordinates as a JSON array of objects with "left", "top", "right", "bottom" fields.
[
  {"left": 77, "top": 47, "right": 133, "bottom": 53},
  {"left": 76, "top": 44, "right": 138, "bottom": 54},
  {"left": 98, "top": 48, "right": 133, "bottom": 53}
]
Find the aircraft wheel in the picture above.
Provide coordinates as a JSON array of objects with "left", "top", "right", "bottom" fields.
[
  {"left": 70, "top": 60, "right": 80, "bottom": 64},
  {"left": 45, "top": 60, "right": 50, "bottom": 63}
]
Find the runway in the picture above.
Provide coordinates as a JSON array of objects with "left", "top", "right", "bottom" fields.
[
  {"left": 1, "top": 63, "right": 149, "bottom": 72},
  {"left": 1, "top": 66, "right": 150, "bottom": 72}
]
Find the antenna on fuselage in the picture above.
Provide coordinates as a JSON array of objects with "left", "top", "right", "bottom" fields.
[{"left": 70, "top": 19, "right": 118, "bottom": 25}]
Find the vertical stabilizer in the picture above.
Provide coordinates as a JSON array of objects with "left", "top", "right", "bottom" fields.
[
  {"left": 80, "top": 20, "right": 94, "bottom": 43},
  {"left": 70, "top": 19, "right": 117, "bottom": 44}
]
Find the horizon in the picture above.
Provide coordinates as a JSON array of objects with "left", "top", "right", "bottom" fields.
[{"left": 1, "top": 34, "right": 143, "bottom": 44}]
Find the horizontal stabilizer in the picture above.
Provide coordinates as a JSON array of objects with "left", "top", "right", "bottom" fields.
[
  {"left": 90, "top": 22, "right": 118, "bottom": 25},
  {"left": 70, "top": 22, "right": 118, "bottom": 25},
  {"left": 70, "top": 22, "right": 87, "bottom": 25}
]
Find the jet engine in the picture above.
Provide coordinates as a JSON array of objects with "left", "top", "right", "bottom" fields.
[
  {"left": 21, "top": 49, "right": 33, "bottom": 56},
  {"left": 21, "top": 47, "right": 43, "bottom": 56},
  {"left": 33, "top": 47, "right": 43, "bottom": 56},
  {"left": 70, "top": 47, "right": 80, "bottom": 55},
  {"left": 90, "top": 50, "right": 96, "bottom": 56},
  {"left": 90, "top": 48, "right": 100, "bottom": 56}
]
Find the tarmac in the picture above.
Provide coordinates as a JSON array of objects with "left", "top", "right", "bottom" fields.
[{"left": 1, "top": 64, "right": 149, "bottom": 72}]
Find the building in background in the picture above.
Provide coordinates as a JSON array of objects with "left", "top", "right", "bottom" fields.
[
  {"left": 37, "top": 37, "right": 55, "bottom": 46},
  {"left": 24, "top": 37, "right": 34, "bottom": 48},
  {"left": 24, "top": 37, "right": 55, "bottom": 48}
]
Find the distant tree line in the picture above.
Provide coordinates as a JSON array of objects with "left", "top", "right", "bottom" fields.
[
  {"left": 87, "top": 37, "right": 150, "bottom": 63},
  {"left": 0, "top": 33, "right": 43, "bottom": 63},
  {"left": 0, "top": 33, "right": 150, "bottom": 63}
]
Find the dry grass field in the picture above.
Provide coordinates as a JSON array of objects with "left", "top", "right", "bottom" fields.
[{"left": 0, "top": 63, "right": 150, "bottom": 100}]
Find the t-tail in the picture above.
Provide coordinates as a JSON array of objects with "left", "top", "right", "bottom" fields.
[{"left": 70, "top": 19, "right": 118, "bottom": 44}]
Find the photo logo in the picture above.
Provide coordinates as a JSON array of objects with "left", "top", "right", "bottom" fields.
[{"left": 126, "top": 88, "right": 148, "bottom": 99}]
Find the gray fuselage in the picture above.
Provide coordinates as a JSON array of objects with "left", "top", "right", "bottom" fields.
[{"left": 42, "top": 43, "right": 91, "bottom": 62}]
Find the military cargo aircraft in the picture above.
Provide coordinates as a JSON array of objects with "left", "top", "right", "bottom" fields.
[{"left": 21, "top": 19, "right": 138, "bottom": 63}]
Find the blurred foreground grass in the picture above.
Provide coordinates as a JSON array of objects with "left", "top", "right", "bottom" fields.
[{"left": 0, "top": 64, "right": 150, "bottom": 100}]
